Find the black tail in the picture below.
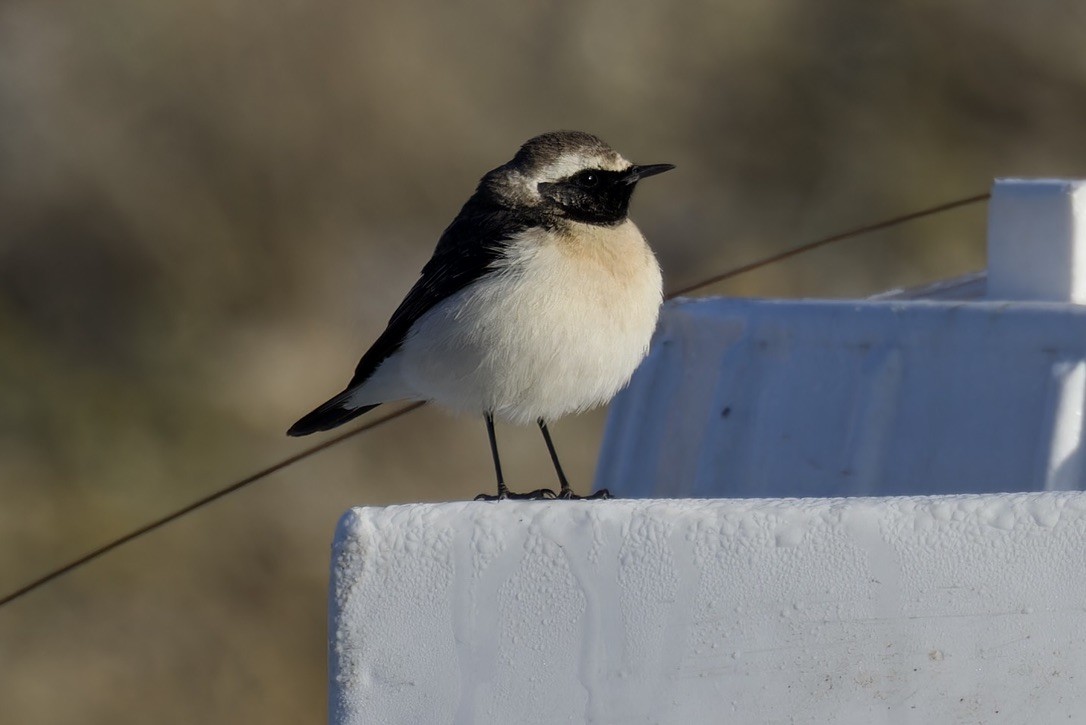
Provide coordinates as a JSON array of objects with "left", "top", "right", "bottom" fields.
[{"left": 287, "top": 391, "right": 380, "bottom": 437}]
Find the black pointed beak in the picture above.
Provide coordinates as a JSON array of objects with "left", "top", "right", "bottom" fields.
[{"left": 622, "top": 163, "right": 675, "bottom": 185}]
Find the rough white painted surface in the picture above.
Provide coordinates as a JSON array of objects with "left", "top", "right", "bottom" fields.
[
  {"left": 597, "top": 298, "right": 1086, "bottom": 499},
  {"left": 329, "top": 495, "right": 1086, "bottom": 725},
  {"left": 987, "top": 179, "right": 1086, "bottom": 303}
]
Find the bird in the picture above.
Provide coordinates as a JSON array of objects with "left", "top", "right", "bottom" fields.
[{"left": 288, "top": 131, "right": 672, "bottom": 500}]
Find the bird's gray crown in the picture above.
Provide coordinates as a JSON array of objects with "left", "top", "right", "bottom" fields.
[
  {"left": 483, "top": 131, "right": 631, "bottom": 207},
  {"left": 511, "top": 131, "right": 627, "bottom": 175}
]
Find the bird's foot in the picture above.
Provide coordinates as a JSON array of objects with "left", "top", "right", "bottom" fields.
[
  {"left": 555, "top": 488, "right": 613, "bottom": 500},
  {"left": 474, "top": 487, "right": 557, "bottom": 501}
]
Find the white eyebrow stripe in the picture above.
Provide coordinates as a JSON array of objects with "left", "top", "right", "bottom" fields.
[{"left": 535, "top": 152, "right": 631, "bottom": 184}]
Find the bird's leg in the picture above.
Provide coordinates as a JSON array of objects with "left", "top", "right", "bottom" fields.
[
  {"left": 538, "top": 418, "right": 571, "bottom": 497},
  {"left": 538, "top": 419, "right": 612, "bottom": 500},
  {"left": 474, "top": 413, "right": 555, "bottom": 501},
  {"left": 486, "top": 412, "right": 509, "bottom": 498}
]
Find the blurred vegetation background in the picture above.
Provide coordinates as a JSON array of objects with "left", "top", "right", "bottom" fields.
[{"left": 1, "top": 0, "right": 1084, "bottom": 721}]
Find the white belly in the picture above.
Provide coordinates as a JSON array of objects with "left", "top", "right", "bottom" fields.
[{"left": 393, "top": 220, "right": 662, "bottom": 424}]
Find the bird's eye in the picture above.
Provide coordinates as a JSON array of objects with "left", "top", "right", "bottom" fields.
[{"left": 578, "top": 172, "right": 599, "bottom": 188}]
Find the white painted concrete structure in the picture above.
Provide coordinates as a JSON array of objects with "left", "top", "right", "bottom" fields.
[
  {"left": 330, "top": 495, "right": 1086, "bottom": 724},
  {"left": 599, "top": 179, "right": 1086, "bottom": 499},
  {"left": 330, "top": 180, "right": 1086, "bottom": 724},
  {"left": 596, "top": 297, "right": 1086, "bottom": 499}
]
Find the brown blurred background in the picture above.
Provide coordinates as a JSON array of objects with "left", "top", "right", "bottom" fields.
[{"left": 1, "top": 0, "right": 1084, "bottom": 721}]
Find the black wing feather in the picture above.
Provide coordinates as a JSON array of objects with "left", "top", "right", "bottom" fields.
[
  {"left": 287, "top": 194, "right": 531, "bottom": 436},
  {"left": 346, "top": 197, "right": 531, "bottom": 388}
]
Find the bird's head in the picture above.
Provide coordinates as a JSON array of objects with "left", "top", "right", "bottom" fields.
[{"left": 484, "top": 131, "right": 673, "bottom": 226}]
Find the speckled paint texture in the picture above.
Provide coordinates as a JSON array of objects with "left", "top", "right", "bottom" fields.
[{"left": 329, "top": 494, "right": 1086, "bottom": 724}]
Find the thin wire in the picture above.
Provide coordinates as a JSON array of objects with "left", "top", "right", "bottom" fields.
[
  {"left": 0, "top": 402, "right": 425, "bottom": 609},
  {"left": 665, "top": 192, "right": 991, "bottom": 299},
  {"left": 0, "top": 191, "right": 990, "bottom": 609}
]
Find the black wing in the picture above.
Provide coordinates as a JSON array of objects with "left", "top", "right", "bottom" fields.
[
  {"left": 287, "top": 195, "right": 530, "bottom": 436},
  {"left": 346, "top": 197, "right": 531, "bottom": 388}
]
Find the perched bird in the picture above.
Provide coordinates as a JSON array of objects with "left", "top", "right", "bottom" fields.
[{"left": 288, "top": 131, "right": 672, "bottom": 499}]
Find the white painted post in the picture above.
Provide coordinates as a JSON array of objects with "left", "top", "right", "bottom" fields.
[{"left": 987, "top": 179, "right": 1086, "bottom": 302}]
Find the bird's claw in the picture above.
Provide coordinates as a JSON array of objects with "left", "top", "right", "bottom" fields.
[
  {"left": 556, "top": 488, "right": 613, "bottom": 500},
  {"left": 474, "top": 488, "right": 557, "bottom": 501},
  {"left": 474, "top": 487, "right": 614, "bottom": 501}
]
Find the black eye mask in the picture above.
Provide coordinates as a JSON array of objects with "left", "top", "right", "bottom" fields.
[{"left": 538, "top": 169, "right": 634, "bottom": 226}]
